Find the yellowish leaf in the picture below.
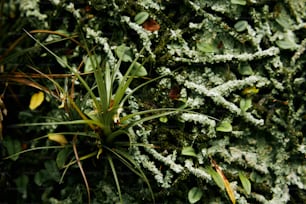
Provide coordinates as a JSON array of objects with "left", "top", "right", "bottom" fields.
[
  {"left": 29, "top": 91, "right": 44, "bottom": 110},
  {"left": 222, "top": 173, "right": 236, "bottom": 204},
  {"left": 242, "top": 86, "right": 259, "bottom": 96},
  {"left": 48, "top": 133, "right": 68, "bottom": 146},
  {"left": 212, "top": 159, "right": 236, "bottom": 204}
]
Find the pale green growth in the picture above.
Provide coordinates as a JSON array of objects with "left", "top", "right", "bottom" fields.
[
  {"left": 19, "top": 0, "right": 48, "bottom": 27},
  {"left": 137, "top": 0, "right": 164, "bottom": 10},
  {"left": 185, "top": 97, "right": 204, "bottom": 109},
  {"left": 183, "top": 79, "right": 265, "bottom": 126},
  {"left": 65, "top": 2, "right": 81, "bottom": 20},
  {"left": 121, "top": 16, "right": 155, "bottom": 58},
  {"left": 181, "top": 113, "right": 216, "bottom": 138},
  {"left": 84, "top": 27, "right": 117, "bottom": 68},
  {"left": 184, "top": 159, "right": 211, "bottom": 181},
  {"left": 174, "top": 47, "right": 280, "bottom": 64}
]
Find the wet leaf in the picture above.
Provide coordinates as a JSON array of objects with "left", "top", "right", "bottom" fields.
[
  {"left": 134, "top": 11, "right": 149, "bottom": 25},
  {"left": 239, "top": 172, "right": 251, "bottom": 195},
  {"left": 48, "top": 133, "right": 68, "bottom": 146},
  {"left": 216, "top": 121, "right": 232, "bottom": 132},
  {"left": 182, "top": 146, "right": 197, "bottom": 157},
  {"left": 188, "top": 187, "right": 203, "bottom": 203},
  {"left": 29, "top": 91, "right": 44, "bottom": 110}
]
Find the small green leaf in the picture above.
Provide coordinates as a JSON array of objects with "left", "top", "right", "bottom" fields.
[
  {"left": 131, "top": 62, "right": 147, "bottom": 76},
  {"left": 238, "top": 62, "right": 253, "bottom": 76},
  {"left": 34, "top": 170, "right": 50, "bottom": 186},
  {"left": 44, "top": 160, "right": 60, "bottom": 182},
  {"left": 84, "top": 54, "right": 102, "bottom": 73},
  {"left": 197, "top": 40, "right": 218, "bottom": 53},
  {"left": 206, "top": 167, "right": 225, "bottom": 190},
  {"left": 240, "top": 97, "right": 252, "bottom": 112},
  {"left": 234, "top": 20, "right": 248, "bottom": 32},
  {"left": 239, "top": 172, "right": 251, "bottom": 195},
  {"left": 134, "top": 11, "right": 149, "bottom": 25},
  {"left": 216, "top": 121, "right": 232, "bottom": 132},
  {"left": 3, "top": 137, "right": 22, "bottom": 161},
  {"left": 182, "top": 146, "right": 197, "bottom": 157},
  {"left": 56, "top": 147, "right": 71, "bottom": 168},
  {"left": 14, "top": 175, "right": 29, "bottom": 199},
  {"left": 188, "top": 187, "right": 203, "bottom": 203},
  {"left": 276, "top": 36, "right": 298, "bottom": 50},
  {"left": 275, "top": 10, "right": 293, "bottom": 29},
  {"left": 231, "top": 0, "right": 246, "bottom": 5},
  {"left": 115, "top": 44, "right": 133, "bottom": 62},
  {"left": 159, "top": 116, "right": 168, "bottom": 123}
]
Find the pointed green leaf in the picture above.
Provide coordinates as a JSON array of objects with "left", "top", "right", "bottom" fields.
[
  {"left": 239, "top": 172, "right": 251, "bottom": 195},
  {"left": 182, "top": 146, "right": 197, "bottom": 157},
  {"left": 188, "top": 187, "right": 203, "bottom": 203},
  {"left": 134, "top": 11, "right": 149, "bottom": 25},
  {"left": 44, "top": 160, "right": 60, "bottom": 182},
  {"left": 206, "top": 166, "right": 225, "bottom": 190},
  {"left": 84, "top": 55, "right": 101, "bottom": 73},
  {"left": 14, "top": 175, "right": 29, "bottom": 199},
  {"left": 238, "top": 62, "right": 253, "bottom": 76},
  {"left": 130, "top": 62, "right": 147, "bottom": 76},
  {"left": 275, "top": 10, "right": 293, "bottom": 29},
  {"left": 115, "top": 44, "right": 133, "bottom": 62},
  {"left": 34, "top": 169, "right": 49, "bottom": 186},
  {"left": 216, "top": 121, "right": 232, "bottom": 132},
  {"left": 56, "top": 147, "right": 71, "bottom": 168},
  {"left": 197, "top": 40, "right": 218, "bottom": 53},
  {"left": 240, "top": 97, "right": 252, "bottom": 112},
  {"left": 3, "top": 137, "right": 22, "bottom": 161}
]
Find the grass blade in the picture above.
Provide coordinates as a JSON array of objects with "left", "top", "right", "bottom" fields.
[{"left": 107, "top": 155, "right": 123, "bottom": 203}]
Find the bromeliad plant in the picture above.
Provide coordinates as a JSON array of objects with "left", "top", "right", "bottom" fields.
[{"left": 4, "top": 30, "right": 186, "bottom": 203}]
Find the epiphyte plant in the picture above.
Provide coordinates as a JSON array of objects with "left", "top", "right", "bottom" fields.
[{"left": 4, "top": 29, "right": 188, "bottom": 203}]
